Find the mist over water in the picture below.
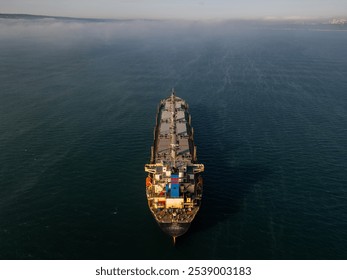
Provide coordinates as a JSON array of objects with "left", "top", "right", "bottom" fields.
[{"left": 0, "top": 17, "right": 347, "bottom": 259}]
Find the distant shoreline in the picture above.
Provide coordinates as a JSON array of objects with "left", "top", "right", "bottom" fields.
[
  {"left": 1, "top": 13, "right": 346, "bottom": 22},
  {"left": 1, "top": 13, "right": 346, "bottom": 26},
  {"left": 0, "top": 13, "right": 146, "bottom": 22}
]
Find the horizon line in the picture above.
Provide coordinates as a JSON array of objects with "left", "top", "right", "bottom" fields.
[{"left": 1, "top": 12, "right": 347, "bottom": 22}]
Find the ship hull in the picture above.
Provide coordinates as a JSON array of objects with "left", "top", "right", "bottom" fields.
[{"left": 145, "top": 91, "right": 204, "bottom": 239}]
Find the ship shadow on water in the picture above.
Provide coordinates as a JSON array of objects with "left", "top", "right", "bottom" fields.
[
  {"left": 188, "top": 163, "right": 271, "bottom": 235},
  {"left": 179, "top": 103, "right": 272, "bottom": 239}
]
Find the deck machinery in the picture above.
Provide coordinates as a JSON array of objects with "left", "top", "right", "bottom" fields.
[{"left": 145, "top": 91, "right": 204, "bottom": 242}]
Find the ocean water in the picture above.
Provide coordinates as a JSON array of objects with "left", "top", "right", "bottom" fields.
[{"left": 0, "top": 18, "right": 346, "bottom": 260}]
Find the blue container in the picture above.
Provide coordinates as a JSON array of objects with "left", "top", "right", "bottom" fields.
[{"left": 171, "top": 175, "right": 179, "bottom": 198}]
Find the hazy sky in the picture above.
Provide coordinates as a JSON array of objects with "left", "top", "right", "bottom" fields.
[{"left": 2, "top": 0, "right": 347, "bottom": 20}]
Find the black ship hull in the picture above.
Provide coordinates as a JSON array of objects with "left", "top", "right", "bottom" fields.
[{"left": 145, "top": 91, "right": 204, "bottom": 241}]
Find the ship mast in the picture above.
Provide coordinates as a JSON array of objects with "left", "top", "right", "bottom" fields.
[{"left": 170, "top": 89, "right": 177, "bottom": 168}]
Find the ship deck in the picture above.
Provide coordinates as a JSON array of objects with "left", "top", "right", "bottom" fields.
[{"left": 155, "top": 96, "right": 194, "bottom": 164}]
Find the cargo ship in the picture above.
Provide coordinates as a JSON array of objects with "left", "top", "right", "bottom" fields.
[{"left": 145, "top": 90, "right": 204, "bottom": 243}]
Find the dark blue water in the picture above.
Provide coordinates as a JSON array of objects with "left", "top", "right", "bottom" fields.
[{"left": 0, "top": 18, "right": 346, "bottom": 259}]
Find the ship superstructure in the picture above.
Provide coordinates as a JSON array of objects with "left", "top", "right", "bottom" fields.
[{"left": 145, "top": 90, "right": 204, "bottom": 241}]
